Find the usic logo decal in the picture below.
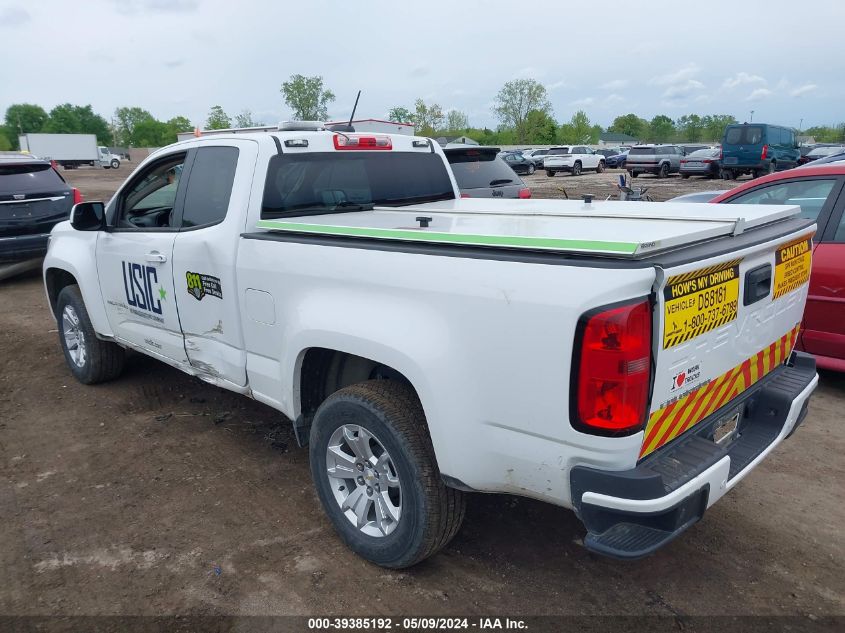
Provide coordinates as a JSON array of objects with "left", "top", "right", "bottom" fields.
[{"left": 122, "top": 261, "right": 165, "bottom": 316}]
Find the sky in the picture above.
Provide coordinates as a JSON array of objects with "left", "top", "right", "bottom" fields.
[{"left": 2, "top": 0, "right": 843, "bottom": 131}]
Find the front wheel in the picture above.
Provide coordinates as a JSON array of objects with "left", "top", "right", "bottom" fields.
[
  {"left": 57, "top": 285, "right": 125, "bottom": 384},
  {"left": 528, "top": 163, "right": 535, "bottom": 175},
  {"left": 309, "top": 380, "right": 465, "bottom": 568},
  {"left": 596, "top": 160, "right": 605, "bottom": 173},
  {"left": 110, "top": 159, "right": 120, "bottom": 169},
  {"left": 572, "top": 162, "right": 582, "bottom": 176},
  {"left": 546, "top": 169, "right": 554, "bottom": 177}
]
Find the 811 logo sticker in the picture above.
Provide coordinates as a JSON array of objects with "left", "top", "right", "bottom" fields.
[
  {"left": 662, "top": 259, "right": 741, "bottom": 349},
  {"left": 774, "top": 235, "right": 812, "bottom": 299},
  {"left": 186, "top": 271, "right": 223, "bottom": 301}
]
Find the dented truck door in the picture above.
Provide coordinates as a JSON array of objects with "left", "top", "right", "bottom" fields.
[{"left": 171, "top": 140, "right": 258, "bottom": 388}]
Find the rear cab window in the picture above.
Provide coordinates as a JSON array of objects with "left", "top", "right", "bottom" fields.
[
  {"left": 445, "top": 150, "right": 519, "bottom": 190},
  {"left": 262, "top": 151, "right": 454, "bottom": 217}
]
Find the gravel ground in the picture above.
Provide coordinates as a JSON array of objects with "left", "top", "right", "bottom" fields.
[{"left": 0, "top": 164, "right": 842, "bottom": 624}]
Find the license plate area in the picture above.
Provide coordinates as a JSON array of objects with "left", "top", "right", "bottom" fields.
[{"left": 713, "top": 408, "right": 741, "bottom": 445}]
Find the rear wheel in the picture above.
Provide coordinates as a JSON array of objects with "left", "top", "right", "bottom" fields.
[
  {"left": 309, "top": 380, "right": 465, "bottom": 568},
  {"left": 767, "top": 161, "right": 776, "bottom": 174},
  {"left": 546, "top": 170, "right": 554, "bottom": 177},
  {"left": 57, "top": 285, "right": 125, "bottom": 385},
  {"left": 658, "top": 163, "right": 670, "bottom": 178},
  {"left": 630, "top": 171, "right": 639, "bottom": 178},
  {"left": 596, "top": 160, "right": 605, "bottom": 173},
  {"left": 681, "top": 173, "right": 690, "bottom": 179},
  {"left": 528, "top": 163, "right": 535, "bottom": 175},
  {"left": 572, "top": 162, "right": 582, "bottom": 176}
]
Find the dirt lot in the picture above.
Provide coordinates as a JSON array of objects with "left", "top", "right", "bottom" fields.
[{"left": 1, "top": 165, "right": 843, "bottom": 623}]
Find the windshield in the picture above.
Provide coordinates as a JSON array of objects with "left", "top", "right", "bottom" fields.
[
  {"left": 687, "top": 149, "right": 720, "bottom": 158},
  {"left": 724, "top": 126, "right": 763, "bottom": 145},
  {"left": 262, "top": 152, "right": 454, "bottom": 217},
  {"left": 0, "top": 163, "right": 66, "bottom": 193},
  {"left": 809, "top": 146, "right": 845, "bottom": 157},
  {"left": 448, "top": 150, "right": 518, "bottom": 189}
]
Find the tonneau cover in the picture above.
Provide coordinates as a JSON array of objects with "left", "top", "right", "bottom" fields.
[{"left": 256, "top": 198, "right": 801, "bottom": 259}]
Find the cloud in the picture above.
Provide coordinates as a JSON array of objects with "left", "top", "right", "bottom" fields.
[
  {"left": 601, "top": 79, "right": 629, "bottom": 91},
  {"left": 516, "top": 66, "right": 544, "bottom": 79},
  {"left": 409, "top": 65, "right": 429, "bottom": 78},
  {"left": 662, "top": 79, "right": 705, "bottom": 100},
  {"left": 0, "top": 6, "right": 30, "bottom": 27},
  {"left": 112, "top": 0, "right": 199, "bottom": 14},
  {"left": 745, "top": 88, "right": 773, "bottom": 102},
  {"left": 604, "top": 94, "right": 625, "bottom": 105},
  {"left": 791, "top": 83, "right": 818, "bottom": 97},
  {"left": 722, "top": 72, "right": 766, "bottom": 90},
  {"left": 569, "top": 97, "right": 594, "bottom": 107},
  {"left": 649, "top": 64, "right": 699, "bottom": 86},
  {"left": 547, "top": 80, "right": 567, "bottom": 91},
  {"left": 164, "top": 59, "right": 184, "bottom": 69}
]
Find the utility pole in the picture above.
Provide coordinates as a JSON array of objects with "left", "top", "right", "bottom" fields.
[
  {"left": 749, "top": 110, "right": 755, "bottom": 123},
  {"left": 798, "top": 118, "right": 803, "bottom": 133}
]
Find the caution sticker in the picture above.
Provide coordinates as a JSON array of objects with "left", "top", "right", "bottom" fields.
[
  {"left": 663, "top": 259, "right": 741, "bottom": 349},
  {"left": 774, "top": 235, "right": 812, "bottom": 299}
]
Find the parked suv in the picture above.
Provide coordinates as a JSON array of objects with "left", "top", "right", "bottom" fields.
[
  {"left": 444, "top": 145, "right": 531, "bottom": 198},
  {"left": 1, "top": 152, "right": 79, "bottom": 265},
  {"left": 626, "top": 144, "right": 683, "bottom": 178},
  {"left": 720, "top": 123, "right": 800, "bottom": 179},
  {"left": 543, "top": 146, "right": 605, "bottom": 176}
]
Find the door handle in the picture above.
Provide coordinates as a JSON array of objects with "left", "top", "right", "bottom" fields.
[{"left": 145, "top": 251, "right": 167, "bottom": 263}]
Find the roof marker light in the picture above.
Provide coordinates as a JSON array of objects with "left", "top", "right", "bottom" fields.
[{"left": 284, "top": 139, "right": 309, "bottom": 148}]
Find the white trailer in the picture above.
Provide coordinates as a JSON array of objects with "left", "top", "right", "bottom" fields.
[{"left": 18, "top": 133, "right": 121, "bottom": 169}]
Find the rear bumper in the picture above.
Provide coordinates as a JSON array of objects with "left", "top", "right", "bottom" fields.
[
  {"left": 0, "top": 232, "right": 51, "bottom": 263},
  {"left": 570, "top": 352, "right": 817, "bottom": 559}
]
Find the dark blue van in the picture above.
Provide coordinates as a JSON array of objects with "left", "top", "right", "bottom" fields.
[{"left": 720, "top": 123, "right": 800, "bottom": 179}]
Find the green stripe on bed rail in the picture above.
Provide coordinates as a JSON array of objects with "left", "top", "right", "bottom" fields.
[{"left": 256, "top": 220, "right": 639, "bottom": 254}]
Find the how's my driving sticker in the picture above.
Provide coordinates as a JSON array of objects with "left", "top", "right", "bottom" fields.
[{"left": 186, "top": 271, "right": 223, "bottom": 301}]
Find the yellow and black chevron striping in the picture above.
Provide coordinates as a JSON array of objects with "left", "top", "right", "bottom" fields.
[
  {"left": 641, "top": 323, "right": 801, "bottom": 458},
  {"left": 665, "top": 258, "right": 743, "bottom": 288},
  {"left": 663, "top": 312, "right": 736, "bottom": 349}
]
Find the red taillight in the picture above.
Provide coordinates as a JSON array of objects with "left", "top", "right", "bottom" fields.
[
  {"left": 72, "top": 188, "right": 83, "bottom": 204},
  {"left": 702, "top": 159, "right": 712, "bottom": 163},
  {"left": 761, "top": 144, "right": 768, "bottom": 160},
  {"left": 719, "top": 147, "right": 723, "bottom": 160},
  {"left": 460, "top": 192, "right": 470, "bottom": 198},
  {"left": 680, "top": 159, "right": 688, "bottom": 164},
  {"left": 573, "top": 299, "right": 652, "bottom": 435},
  {"left": 333, "top": 134, "right": 392, "bottom": 150},
  {"left": 518, "top": 187, "right": 531, "bottom": 199}
]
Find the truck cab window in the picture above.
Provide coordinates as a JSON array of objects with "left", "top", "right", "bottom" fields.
[
  {"left": 181, "top": 146, "right": 239, "bottom": 228},
  {"left": 117, "top": 154, "right": 185, "bottom": 229}
]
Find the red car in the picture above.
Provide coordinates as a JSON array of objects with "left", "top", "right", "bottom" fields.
[{"left": 712, "top": 165, "right": 845, "bottom": 371}]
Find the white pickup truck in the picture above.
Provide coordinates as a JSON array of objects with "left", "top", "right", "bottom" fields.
[{"left": 43, "top": 123, "right": 818, "bottom": 568}]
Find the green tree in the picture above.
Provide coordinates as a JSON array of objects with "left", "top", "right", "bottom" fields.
[
  {"left": 388, "top": 106, "right": 413, "bottom": 123},
  {"left": 702, "top": 114, "right": 737, "bottom": 141},
  {"left": 804, "top": 125, "right": 845, "bottom": 143},
  {"left": 411, "top": 99, "right": 445, "bottom": 136},
  {"left": 4, "top": 103, "right": 49, "bottom": 137},
  {"left": 131, "top": 119, "right": 170, "bottom": 146},
  {"left": 206, "top": 105, "right": 231, "bottom": 130},
  {"left": 0, "top": 127, "right": 11, "bottom": 151},
  {"left": 648, "top": 115, "right": 675, "bottom": 142},
  {"left": 42, "top": 104, "right": 112, "bottom": 144},
  {"left": 559, "top": 110, "right": 600, "bottom": 144},
  {"left": 608, "top": 113, "right": 647, "bottom": 139},
  {"left": 281, "top": 74, "right": 335, "bottom": 120},
  {"left": 114, "top": 107, "right": 155, "bottom": 146},
  {"left": 234, "top": 109, "right": 260, "bottom": 128},
  {"left": 524, "top": 110, "right": 558, "bottom": 144},
  {"left": 677, "top": 114, "right": 704, "bottom": 142},
  {"left": 493, "top": 79, "right": 552, "bottom": 144},
  {"left": 445, "top": 110, "right": 469, "bottom": 133}
]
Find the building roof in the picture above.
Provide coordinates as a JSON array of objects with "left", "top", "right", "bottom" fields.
[{"left": 600, "top": 132, "right": 638, "bottom": 142}]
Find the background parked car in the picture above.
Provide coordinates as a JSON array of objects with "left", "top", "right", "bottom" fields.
[
  {"left": 720, "top": 123, "right": 800, "bottom": 179},
  {"left": 668, "top": 190, "right": 726, "bottom": 203},
  {"left": 0, "top": 152, "right": 80, "bottom": 272},
  {"left": 543, "top": 146, "right": 605, "bottom": 176},
  {"left": 522, "top": 148, "right": 549, "bottom": 168},
  {"left": 444, "top": 145, "right": 531, "bottom": 199},
  {"left": 501, "top": 151, "right": 536, "bottom": 175},
  {"left": 626, "top": 144, "right": 683, "bottom": 178},
  {"left": 606, "top": 150, "right": 628, "bottom": 169},
  {"left": 711, "top": 164, "right": 845, "bottom": 370},
  {"left": 801, "top": 145, "right": 845, "bottom": 165},
  {"left": 594, "top": 148, "right": 618, "bottom": 159},
  {"left": 680, "top": 148, "right": 722, "bottom": 179},
  {"left": 797, "top": 150, "right": 845, "bottom": 168}
]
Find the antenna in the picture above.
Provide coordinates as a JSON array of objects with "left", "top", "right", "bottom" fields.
[{"left": 348, "top": 90, "right": 361, "bottom": 129}]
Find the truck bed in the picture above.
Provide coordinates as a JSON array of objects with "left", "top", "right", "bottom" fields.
[{"left": 256, "top": 198, "right": 801, "bottom": 258}]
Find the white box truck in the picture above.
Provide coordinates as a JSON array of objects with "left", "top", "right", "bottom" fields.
[{"left": 18, "top": 133, "right": 121, "bottom": 169}]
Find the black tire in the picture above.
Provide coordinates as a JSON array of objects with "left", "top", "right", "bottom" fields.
[
  {"left": 309, "top": 380, "right": 466, "bottom": 569},
  {"left": 681, "top": 173, "right": 690, "bottom": 179},
  {"left": 658, "top": 163, "right": 669, "bottom": 178},
  {"left": 546, "top": 170, "right": 554, "bottom": 177},
  {"left": 110, "top": 159, "right": 120, "bottom": 169},
  {"left": 767, "top": 161, "right": 776, "bottom": 174},
  {"left": 596, "top": 160, "right": 605, "bottom": 174},
  {"left": 56, "top": 285, "right": 125, "bottom": 385},
  {"left": 528, "top": 163, "right": 535, "bottom": 175},
  {"left": 630, "top": 171, "right": 639, "bottom": 178},
  {"left": 572, "top": 161, "right": 582, "bottom": 176}
]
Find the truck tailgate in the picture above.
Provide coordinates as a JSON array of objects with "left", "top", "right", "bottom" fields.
[{"left": 642, "top": 225, "right": 816, "bottom": 458}]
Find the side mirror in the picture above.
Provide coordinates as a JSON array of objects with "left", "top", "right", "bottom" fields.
[{"left": 71, "top": 201, "right": 106, "bottom": 231}]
